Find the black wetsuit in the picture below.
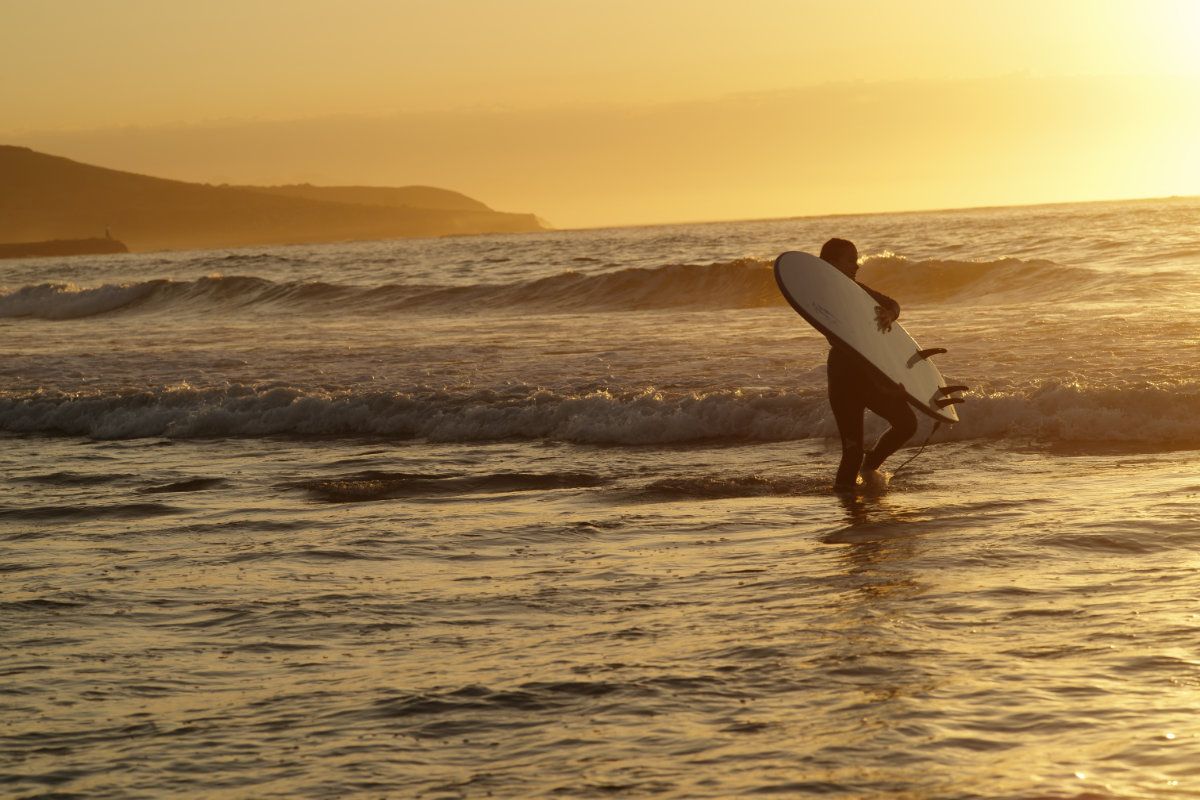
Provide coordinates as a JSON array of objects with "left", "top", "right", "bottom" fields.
[{"left": 827, "top": 284, "right": 918, "bottom": 488}]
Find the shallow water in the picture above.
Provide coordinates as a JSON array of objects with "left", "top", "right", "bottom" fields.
[{"left": 5, "top": 198, "right": 1200, "bottom": 797}]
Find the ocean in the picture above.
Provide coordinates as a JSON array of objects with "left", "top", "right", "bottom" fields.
[{"left": 4, "top": 197, "right": 1200, "bottom": 798}]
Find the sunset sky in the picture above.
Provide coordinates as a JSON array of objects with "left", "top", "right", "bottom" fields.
[{"left": 3, "top": 0, "right": 1199, "bottom": 227}]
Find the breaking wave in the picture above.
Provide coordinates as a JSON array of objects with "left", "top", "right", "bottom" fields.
[
  {"left": 3, "top": 380, "right": 1200, "bottom": 450},
  {"left": 856, "top": 254, "right": 1106, "bottom": 302},
  {"left": 0, "top": 255, "right": 1119, "bottom": 320}
]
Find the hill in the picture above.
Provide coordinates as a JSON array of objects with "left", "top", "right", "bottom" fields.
[
  {"left": 0, "top": 146, "right": 547, "bottom": 252},
  {"left": 235, "top": 184, "right": 491, "bottom": 212},
  {"left": 0, "top": 237, "right": 128, "bottom": 260}
]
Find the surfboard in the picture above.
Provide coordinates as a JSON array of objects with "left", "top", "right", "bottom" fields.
[{"left": 774, "top": 251, "right": 964, "bottom": 424}]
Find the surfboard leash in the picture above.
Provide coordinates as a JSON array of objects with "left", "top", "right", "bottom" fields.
[{"left": 890, "top": 421, "right": 941, "bottom": 479}]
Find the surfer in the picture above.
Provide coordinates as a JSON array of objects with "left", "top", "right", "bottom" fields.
[{"left": 820, "top": 238, "right": 918, "bottom": 492}]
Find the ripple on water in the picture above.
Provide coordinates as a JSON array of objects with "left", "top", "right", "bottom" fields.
[
  {"left": 284, "top": 469, "right": 608, "bottom": 502},
  {"left": 140, "top": 477, "right": 228, "bottom": 493},
  {"left": 0, "top": 502, "right": 182, "bottom": 521},
  {"left": 21, "top": 470, "right": 136, "bottom": 486}
]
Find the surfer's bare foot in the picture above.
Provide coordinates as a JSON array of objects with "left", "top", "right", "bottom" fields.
[
  {"left": 860, "top": 469, "right": 890, "bottom": 493},
  {"left": 832, "top": 481, "right": 857, "bottom": 494}
]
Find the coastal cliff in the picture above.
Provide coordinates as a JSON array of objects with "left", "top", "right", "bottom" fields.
[
  {"left": 0, "top": 146, "right": 548, "bottom": 252},
  {"left": 0, "top": 237, "right": 129, "bottom": 260}
]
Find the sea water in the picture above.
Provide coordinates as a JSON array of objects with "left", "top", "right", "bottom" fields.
[{"left": 4, "top": 198, "right": 1200, "bottom": 798}]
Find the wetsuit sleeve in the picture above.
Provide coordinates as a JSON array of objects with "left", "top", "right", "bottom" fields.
[{"left": 860, "top": 284, "right": 900, "bottom": 318}]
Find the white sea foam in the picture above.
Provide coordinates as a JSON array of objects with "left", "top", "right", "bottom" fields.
[{"left": 3, "top": 380, "right": 1198, "bottom": 449}]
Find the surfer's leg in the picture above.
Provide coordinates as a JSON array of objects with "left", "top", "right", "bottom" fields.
[
  {"left": 862, "top": 392, "right": 918, "bottom": 472},
  {"left": 833, "top": 430, "right": 865, "bottom": 489},
  {"left": 832, "top": 415, "right": 865, "bottom": 490},
  {"left": 828, "top": 370, "right": 866, "bottom": 491}
]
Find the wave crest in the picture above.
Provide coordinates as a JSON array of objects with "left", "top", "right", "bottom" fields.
[
  {"left": 0, "top": 261, "right": 778, "bottom": 320},
  {"left": 857, "top": 254, "right": 1102, "bottom": 302},
  {"left": 3, "top": 380, "right": 1200, "bottom": 450},
  {"left": 0, "top": 384, "right": 829, "bottom": 443},
  {"left": 1, "top": 255, "right": 1110, "bottom": 320}
]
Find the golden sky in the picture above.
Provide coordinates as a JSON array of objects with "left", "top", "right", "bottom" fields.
[{"left": 3, "top": 0, "right": 1199, "bottom": 226}]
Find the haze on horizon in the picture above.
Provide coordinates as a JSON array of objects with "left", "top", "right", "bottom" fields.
[{"left": 3, "top": 0, "right": 1199, "bottom": 228}]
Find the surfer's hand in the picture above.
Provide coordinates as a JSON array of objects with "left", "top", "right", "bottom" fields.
[{"left": 874, "top": 305, "right": 897, "bottom": 332}]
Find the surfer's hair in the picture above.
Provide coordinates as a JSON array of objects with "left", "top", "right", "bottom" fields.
[{"left": 820, "top": 238, "right": 858, "bottom": 265}]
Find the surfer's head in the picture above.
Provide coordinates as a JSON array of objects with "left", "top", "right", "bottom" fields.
[{"left": 820, "top": 238, "right": 859, "bottom": 278}]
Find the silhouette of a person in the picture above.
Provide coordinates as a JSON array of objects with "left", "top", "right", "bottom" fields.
[{"left": 820, "top": 238, "right": 917, "bottom": 492}]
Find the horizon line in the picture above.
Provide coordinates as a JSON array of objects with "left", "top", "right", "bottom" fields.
[{"left": 554, "top": 191, "right": 1200, "bottom": 234}]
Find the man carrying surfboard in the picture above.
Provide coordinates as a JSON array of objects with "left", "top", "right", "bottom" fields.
[{"left": 819, "top": 238, "right": 918, "bottom": 492}]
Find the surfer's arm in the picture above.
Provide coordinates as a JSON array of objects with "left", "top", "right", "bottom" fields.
[
  {"left": 860, "top": 284, "right": 900, "bottom": 332},
  {"left": 861, "top": 285, "right": 900, "bottom": 317}
]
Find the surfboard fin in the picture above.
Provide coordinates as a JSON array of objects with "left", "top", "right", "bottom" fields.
[
  {"left": 938, "top": 385, "right": 969, "bottom": 396},
  {"left": 907, "top": 347, "right": 948, "bottom": 368},
  {"left": 935, "top": 397, "right": 966, "bottom": 409}
]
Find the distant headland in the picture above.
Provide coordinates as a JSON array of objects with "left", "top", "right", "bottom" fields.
[
  {"left": 0, "top": 237, "right": 129, "bottom": 260},
  {"left": 0, "top": 146, "right": 549, "bottom": 253}
]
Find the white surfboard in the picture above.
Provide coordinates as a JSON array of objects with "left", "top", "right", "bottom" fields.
[{"left": 774, "top": 251, "right": 963, "bottom": 424}]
